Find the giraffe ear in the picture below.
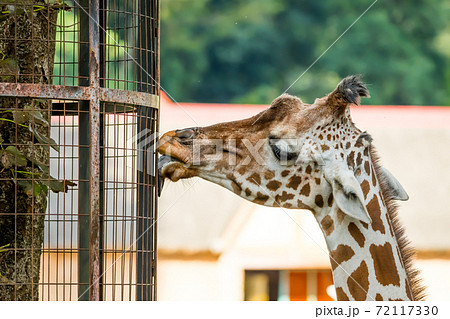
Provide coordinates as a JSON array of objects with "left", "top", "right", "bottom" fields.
[
  {"left": 324, "top": 162, "right": 372, "bottom": 224},
  {"left": 378, "top": 167, "right": 409, "bottom": 201}
]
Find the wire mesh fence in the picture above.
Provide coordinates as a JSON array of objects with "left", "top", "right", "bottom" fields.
[{"left": 0, "top": 0, "right": 159, "bottom": 301}]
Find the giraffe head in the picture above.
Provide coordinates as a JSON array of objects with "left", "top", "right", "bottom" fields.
[{"left": 158, "top": 75, "right": 408, "bottom": 222}]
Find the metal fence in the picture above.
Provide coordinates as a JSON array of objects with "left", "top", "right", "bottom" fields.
[{"left": 0, "top": 0, "right": 159, "bottom": 301}]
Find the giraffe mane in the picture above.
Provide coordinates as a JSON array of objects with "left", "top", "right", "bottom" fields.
[{"left": 369, "top": 145, "right": 427, "bottom": 301}]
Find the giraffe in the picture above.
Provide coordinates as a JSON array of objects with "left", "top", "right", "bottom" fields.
[{"left": 157, "top": 75, "right": 425, "bottom": 301}]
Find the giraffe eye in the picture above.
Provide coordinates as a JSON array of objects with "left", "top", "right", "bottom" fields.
[{"left": 269, "top": 138, "right": 298, "bottom": 162}]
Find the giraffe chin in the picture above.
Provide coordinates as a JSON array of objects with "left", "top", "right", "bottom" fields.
[{"left": 158, "top": 155, "right": 195, "bottom": 195}]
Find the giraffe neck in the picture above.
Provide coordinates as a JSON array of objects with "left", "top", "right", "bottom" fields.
[
  {"left": 320, "top": 204, "right": 411, "bottom": 301},
  {"left": 315, "top": 155, "right": 413, "bottom": 301}
]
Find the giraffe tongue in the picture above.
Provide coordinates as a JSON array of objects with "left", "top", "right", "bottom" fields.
[
  {"left": 157, "top": 173, "right": 165, "bottom": 197},
  {"left": 157, "top": 155, "right": 175, "bottom": 196}
]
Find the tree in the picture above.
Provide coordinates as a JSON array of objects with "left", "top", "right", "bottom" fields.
[
  {"left": 0, "top": 1, "right": 63, "bottom": 300},
  {"left": 161, "top": 0, "right": 448, "bottom": 106}
]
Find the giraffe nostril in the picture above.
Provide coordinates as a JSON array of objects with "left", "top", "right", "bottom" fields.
[{"left": 175, "top": 127, "right": 198, "bottom": 140}]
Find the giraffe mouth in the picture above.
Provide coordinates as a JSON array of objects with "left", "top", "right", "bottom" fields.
[{"left": 158, "top": 155, "right": 193, "bottom": 196}]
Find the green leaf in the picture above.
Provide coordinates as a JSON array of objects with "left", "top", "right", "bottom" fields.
[
  {"left": 37, "top": 182, "right": 48, "bottom": 196},
  {"left": 17, "top": 180, "right": 33, "bottom": 196},
  {"left": 12, "top": 110, "right": 28, "bottom": 125},
  {"left": 33, "top": 181, "right": 48, "bottom": 197},
  {"left": 13, "top": 107, "right": 49, "bottom": 126},
  {"left": 43, "top": 178, "right": 76, "bottom": 193},
  {"left": 5, "top": 146, "right": 26, "bottom": 159},
  {"left": 0, "top": 117, "right": 28, "bottom": 128},
  {"left": 29, "top": 126, "right": 60, "bottom": 152},
  {"left": 31, "top": 111, "right": 49, "bottom": 126},
  {"left": 23, "top": 104, "right": 50, "bottom": 126},
  {"left": 4, "top": 146, "right": 28, "bottom": 167},
  {"left": 35, "top": 161, "right": 49, "bottom": 174},
  {"left": 15, "top": 170, "right": 41, "bottom": 177},
  {"left": 18, "top": 180, "right": 48, "bottom": 197},
  {"left": 0, "top": 243, "right": 10, "bottom": 253},
  {"left": 18, "top": 151, "right": 50, "bottom": 174}
]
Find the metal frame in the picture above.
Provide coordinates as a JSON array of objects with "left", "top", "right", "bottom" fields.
[{"left": 0, "top": 0, "right": 159, "bottom": 301}]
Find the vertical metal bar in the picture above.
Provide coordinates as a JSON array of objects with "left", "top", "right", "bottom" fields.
[
  {"left": 135, "top": 0, "right": 159, "bottom": 301},
  {"left": 98, "top": 0, "right": 106, "bottom": 302},
  {"left": 136, "top": 106, "right": 149, "bottom": 301},
  {"left": 135, "top": 0, "right": 145, "bottom": 301},
  {"left": 154, "top": 0, "right": 161, "bottom": 300},
  {"left": 89, "top": 0, "right": 101, "bottom": 301},
  {"left": 78, "top": 102, "right": 90, "bottom": 301},
  {"left": 98, "top": 113, "right": 105, "bottom": 301},
  {"left": 78, "top": 0, "right": 91, "bottom": 301}
]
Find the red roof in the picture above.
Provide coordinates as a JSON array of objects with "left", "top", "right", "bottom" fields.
[{"left": 160, "top": 92, "right": 450, "bottom": 129}]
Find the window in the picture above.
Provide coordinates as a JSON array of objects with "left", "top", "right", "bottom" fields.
[
  {"left": 244, "top": 270, "right": 279, "bottom": 301},
  {"left": 244, "top": 269, "right": 334, "bottom": 301}
]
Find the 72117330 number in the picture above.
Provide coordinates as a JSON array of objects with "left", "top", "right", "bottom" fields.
[{"left": 376, "top": 305, "right": 438, "bottom": 316}]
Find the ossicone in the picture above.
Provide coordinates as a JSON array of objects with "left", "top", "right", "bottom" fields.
[{"left": 327, "top": 75, "right": 370, "bottom": 113}]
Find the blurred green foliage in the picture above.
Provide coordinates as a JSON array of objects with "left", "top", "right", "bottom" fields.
[
  {"left": 53, "top": 8, "right": 129, "bottom": 89},
  {"left": 161, "top": 0, "right": 450, "bottom": 105}
]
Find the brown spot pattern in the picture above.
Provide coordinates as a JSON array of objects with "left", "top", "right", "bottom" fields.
[
  {"left": 231, "top": 180, "right": 241, "bottom": 193},
  {"left": 255, "top": 192, "right": 269, "bottom": 203},
  {"left": 327, "top": 194, "right": 334, "bottom": 206},
  {"left": 321, "top": 215, "right": 334, "bottom": 236},
  {"left": 321, "top": 144, "right": 330, "bottom": 152},
  {"left": 247, "top": 173, "right": 261, "bottom": 186},
  {"left": 266, "top": 180, "right": 281, "bottom": 191},
  {"left": 315, "top": 195, "right": 324, "bottom": 208},
  {"left": 347, "top": 151, "right": 355, "bottom": 167},
  {"left": 300, "top": 183, "right": 310, "bottom": 197},
  {"left": 275, "top": 191, "right": 294, "bottom": 203},
  {"left": 347, "top": 261, "right": 369, "bottom": 301},
  {"left": 375, "top": 294, "right": 383, "bottom": 301},
  {"left": 245, "top": 188, "right": 252, "bottom": 197},
  {"left": 371, "top": 167, "right": 377, "bottom": 186},
  {"left": 336, "top": 287, "right": 349, "bottom": 301},
  {"left": 364, "top": 161, "right": 370, "bottom": 175},
  {"left": 264, "top": 170, "right": 275, "bottom": 180},
  {"left": 286, "top": 175, "right": 302, "bottom": 190},
  {"left": 367, "top": 195, "right": 385, "bottom": 234},
  {"left": 330, "top": 244, "right": 355, "bottom": 270},
  {"left": 370, "top": 242, "right": 400, "bottom": 287},
  {"left": 356, "top": 153, "right": 363, "bottom": 166},
  {"left": 305, "top": 165, "right": 312, "bottom": 174},
  {"left": 336, "top": 208, "right": 346, "bottom": 223},
  {"left": 364, "top": 148, "right": 369, "bottom": 156},
  {"left": 361, "top": 180, "right": 370, "bottom": 200},
  {"left": 237, "top": 166, "right": 246, "bottom": 175},
  {"left": 348, "top": 222, "right": 365, "bottom": 247},
  {"left": 281, "top": 170, "right": 290, "bottom": 177}
]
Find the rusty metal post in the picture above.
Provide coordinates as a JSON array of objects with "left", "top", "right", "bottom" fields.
[
  {"left": 89, "top": 0, "right": 101, "bottom": 301},
  {"left": 0, "top": 0, "right": 159, "bottom": 301}
]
